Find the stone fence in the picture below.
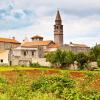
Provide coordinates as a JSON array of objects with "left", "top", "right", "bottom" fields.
[{"left": 32, "top": 58, "right": 51, "bottom": 67}]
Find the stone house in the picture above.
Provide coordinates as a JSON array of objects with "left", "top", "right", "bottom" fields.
[
  {"left": 0, "top": 37, "right": 20, "bottom": 50},
  {"left": 0, "top": 50, "right": 9, "bottom": 65},
  {"left": 63, "top": 42, "right": 90, "bottom": 53},
  {"left": 22, "top": 35, "right": 60, "bottom": 54},
  {"left": 9, "top": 35, "right": 59, "bottom": 66},
  {"left": 9, "top": 47, "right": 42, "bottom": 66},
  {"left": 0, "top": 37, "right": 20, "bottom": 65}
]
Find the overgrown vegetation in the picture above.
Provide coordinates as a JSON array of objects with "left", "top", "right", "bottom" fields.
[
  {"left": 45, "top": 45, "right": 100, "bottom": 70},
  {"left": 30, "top": 62, "right": 41, "bottom": 67},
  {"left": 46, "top": 49, "right": 75, "bottom": 68},
  {"left": 0, "top": 68, "right": 100, "bottom": 100},
  {"left": 32, "top": 76, "right": 75, "bottom": 97}
]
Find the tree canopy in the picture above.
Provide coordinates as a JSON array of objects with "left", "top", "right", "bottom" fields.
[{"left": 45, "top": 49, "right": 75, "bottom": 68}]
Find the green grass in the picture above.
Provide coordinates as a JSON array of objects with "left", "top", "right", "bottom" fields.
[
  {"left": 0, "top": 66, "right": 60, "bottom": 72},
  {"left": 0, "top": 66, "right": 100, "bottom": 73},
  {"left": 0, "top": 66, "right": 100, "bottom": 99}
]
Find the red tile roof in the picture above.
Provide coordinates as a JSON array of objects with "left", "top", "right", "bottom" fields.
[
  {"left": 21, "top": 40, "right": 53, "bottom": 47},
  {"left": 0, "top": 38, "right": 20, "bottom": 44},
  {"left": 31, "top": 35, "right": 43, "bottom": 39},
  {"left": 48, "top": 43, "right": 60, "bottom": 48}
]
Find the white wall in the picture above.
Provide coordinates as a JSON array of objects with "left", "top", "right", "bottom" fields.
[{"left": 0, "top": 50, "right": 9, "bottom": 64}]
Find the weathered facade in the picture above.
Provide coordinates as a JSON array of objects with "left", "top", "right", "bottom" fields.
[{"left": 9, "top": 46, "right": 44, "bottom": 66}]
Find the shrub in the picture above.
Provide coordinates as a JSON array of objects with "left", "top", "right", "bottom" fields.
[
  {"left": 97, "top": 58, "right": 100, "bottom": 67},
  {"left": 61, "top": 89, "right": 100, "bottom": 100},
  {"left": 45, "top": 49, "right": 75, "bottom": 68},
  {"left": 0, "top": 64, "right": 9, "bottom": 67},
  {"left": 0, "top": 77, "right": 7, "bottom": 84},
  {"left": 0, "top": 77, "right": 8, "bottom": 94},
  {"left": 30, "top": 62, "right": 41, "bottom": 67},
  {"left": 75, "top": 52, "right": 88, "bottom": 69},
  {"left": 32, "top": 76, "right": 75, "bottom": 98}
]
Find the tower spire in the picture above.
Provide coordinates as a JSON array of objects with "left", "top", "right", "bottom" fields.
[{"left": 56, "top": 10, "right": 61, "bottom": 21}]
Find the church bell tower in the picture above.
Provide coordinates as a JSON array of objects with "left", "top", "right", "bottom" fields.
[{"left": 54, "top": 10, "right": 63, "bottom": 46}]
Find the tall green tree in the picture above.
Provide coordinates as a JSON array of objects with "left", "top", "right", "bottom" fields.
[
  {"left": 66, "top": 51, "right": 75, "bottom": 66},
  {"left": 90, "top": 45, "right": 100, "bottom": 61},
  {"left": 45, "top": 49, "right": 75, "bottom": 68},
  {"left": 88, "top": 45, "right": 100, "bottom": 67},
  {"left": 75, "top": 52, "right": 88, "bottom": 68}
]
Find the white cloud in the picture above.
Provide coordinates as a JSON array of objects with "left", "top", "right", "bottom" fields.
[{"left": 0, "top": 0, "right": 100, "bottom": 46}]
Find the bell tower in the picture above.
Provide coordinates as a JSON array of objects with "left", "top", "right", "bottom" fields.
[{"left": 54, "top": 10, "right": 63, "bottom": 46}]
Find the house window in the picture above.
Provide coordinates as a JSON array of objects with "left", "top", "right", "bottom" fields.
[
  {"left": 24, "top": 51, "right": 27, "bottom": 56},
  {"left": 32, "top": 51, "right": 34, "bottom": 56},
  {"left": 0, "top": 59, "right": 3, "bottom": 63},
  {"left": 56, "top": 26, "right": 58, "bottom": 29},
  {"left": 60, "top": 26, "right": 63, "bottom": 29}
]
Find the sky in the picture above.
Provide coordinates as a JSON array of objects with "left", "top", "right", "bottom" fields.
[{"left": 0, "top": 0, "right": 100, "bottom": 47}]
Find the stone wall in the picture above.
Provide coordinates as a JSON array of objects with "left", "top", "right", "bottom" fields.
[{"left": 32, "top": 58, "right": 51, "bottom": 67}]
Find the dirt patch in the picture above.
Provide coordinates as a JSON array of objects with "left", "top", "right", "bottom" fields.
[
  {"left": 69, "top": 71, "right": 85, "bottom": 78},
  {"left": 0, "top": 71, "right": 17, "bottom": 84}
]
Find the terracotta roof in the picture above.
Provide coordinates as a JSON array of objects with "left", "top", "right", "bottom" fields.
[
  {"left": 0, "top": 38, "right": 20, "bottom": 44},
  {"left": 31, "top": 35, "right": 43, "bottom": 39},
  {"left": 21, "top": 40, "right": 53, "bottom": 47},
  {"left": 70, "top": 43, "right": 89, "bottom": 48},
  {"left": 48, "top": 43, "right": 60, "bottom": 48}
]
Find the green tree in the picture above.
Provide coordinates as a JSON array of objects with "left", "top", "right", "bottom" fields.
[
  {"left": 88, "top": 50, "right": 96, "bottom": 62},
  {"left": 65, "top": 51, "right": 75, "bottom": 66},
  {"left": 75, "top": 52, "right": 88, "bottom": 68},
  {"left": 90, "top": 45, "right": 100, "bottom": 61},
  {"left": 45, "top": 49, "right": 75, "bottom": 68},
  {"left": 97, "top": 55, "right": 100, "bottom": 67},
  {"left": 46, "top": 49, "right": 66, "bottom": 68}
]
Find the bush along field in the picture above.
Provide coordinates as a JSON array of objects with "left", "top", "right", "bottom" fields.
[
  {"left": 0, "top": 68, "right": 100, "bottom": 100},
  {"left": 45, "top": 45, "right": 100, "bottom": 70}
]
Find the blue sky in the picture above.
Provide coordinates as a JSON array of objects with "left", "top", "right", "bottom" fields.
[{"left": 0, "top": 0, "right": 100, "bottom": 46}]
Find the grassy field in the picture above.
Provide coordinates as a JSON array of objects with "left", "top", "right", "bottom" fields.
[{"left": 0, "top": 66, "right": 100, "bottom": 100}]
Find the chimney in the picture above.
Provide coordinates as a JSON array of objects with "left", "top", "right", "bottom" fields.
[{"left": 12, "top": 37, "right": 15, "bottom": 40}]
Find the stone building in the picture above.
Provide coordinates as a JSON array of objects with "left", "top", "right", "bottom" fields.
[
  {"left": 0, "top": 37, "right": 20, "bottom": 65},
  {"left": 22, "top": 35, "right": 60, "bottom": 53},
  {"left": 54, "top": 10, "right": 63, "bottom": 47},
  {"left": 31, "top": 35, "right": 43, "bottom": 42},
  {"left": 10, "top": 47, "right": 40, "bottom": 66},
  {"left": 10, "top": 35, "right": 59, "bottom": 66},
  {"left": 0, "top": 37, "right": 20, "bottom": 50},
  {"left": 0, "top": 50, "right": 9, "bottom": 65},
  {"left": 0, "top": 10, "right": 90, "bottom": 66},
  {"left": 53, "top": 11, "right": 89, "bottom": 53},
  {"left": 63, "top": 42, "right": 90, "bottom": 53}
]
